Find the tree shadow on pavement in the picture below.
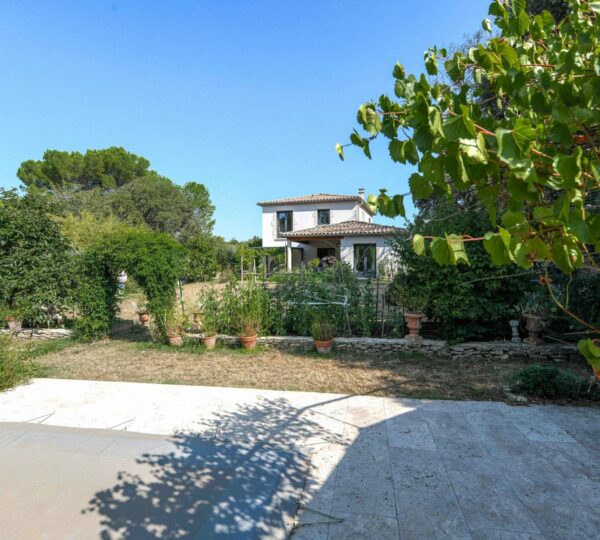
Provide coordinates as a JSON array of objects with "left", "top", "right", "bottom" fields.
[{"left": 83, "top": 396, "right": 347, "bottom": 539}]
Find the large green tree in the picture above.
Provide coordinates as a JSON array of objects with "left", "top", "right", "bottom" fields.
[
  {"left": 339, "top": 0, "right": 600, "bottom": 367},
  {"left": 18, "top": 147, "right": 151, "bottom": 191}
]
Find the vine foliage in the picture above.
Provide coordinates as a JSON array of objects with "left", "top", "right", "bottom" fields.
[{"left": 340, "top": 0, "right": 600, "bottom": 367}]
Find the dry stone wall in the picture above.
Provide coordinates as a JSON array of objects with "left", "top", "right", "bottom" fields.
[{"left": 186, "top": 334, "right": 582, "bottom": 363}]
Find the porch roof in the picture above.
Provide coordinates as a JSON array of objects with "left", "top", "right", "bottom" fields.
[{"left": 281, "top": 220, "right": 404, "bottom": 241}]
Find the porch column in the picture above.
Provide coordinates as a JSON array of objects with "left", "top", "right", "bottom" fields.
[{"left": 285, "top": 240, "right": 292, "bottom": 272}]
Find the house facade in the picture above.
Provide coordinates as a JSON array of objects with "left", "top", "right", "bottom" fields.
[{"left": 257, "top": 191, "right": 402, "bottom": 276}]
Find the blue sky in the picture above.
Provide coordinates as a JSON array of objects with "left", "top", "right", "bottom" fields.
[{"left": 0, "top": 0, "right": 490, "bottom": 240}]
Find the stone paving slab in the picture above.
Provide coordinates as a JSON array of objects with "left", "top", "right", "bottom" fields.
[{"left": 0, "top": 379, "right": 598, "bottom": 539}]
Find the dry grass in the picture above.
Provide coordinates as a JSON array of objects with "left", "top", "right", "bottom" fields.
[{"left": 33, "top": 336, "right": 596, "bottom": 402}]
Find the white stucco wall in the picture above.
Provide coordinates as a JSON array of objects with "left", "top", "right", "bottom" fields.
[
  {"left": 339, "top": 236, "right": 395, "bottom": 273},
  {"left": 261, "top": 201, "right": 370, "bottom": 248}
]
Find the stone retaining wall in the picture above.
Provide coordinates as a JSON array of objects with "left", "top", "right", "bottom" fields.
[
  {"left": 186, "top": 333, "right": 581, "bottom": 363},
  {"left": 0, "top": 328, "right": 74, "bottom": 341}
]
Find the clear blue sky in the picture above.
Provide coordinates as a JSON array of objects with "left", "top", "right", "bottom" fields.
[{"left": 0, "top": 0, "right": 489, "bottom": 240}]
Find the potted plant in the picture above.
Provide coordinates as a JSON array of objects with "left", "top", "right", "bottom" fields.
[
  {"left": 5, "top": 314, "right": 22, "bottom": 333},
  {"left": 388, "top": 284, "right": 428, "bottom": 342},
  {"left": 239, "top": 315, "right": 260, "bottom": 350},
  {"left": 520, "top": 292, "right": 548, "bottom": 346},
  {"left": 311, "top": 318, "right": 334, "bottom": 354},
  {"left": 200, "top": 309, "right": 218, "bottom": 350},
  {"left": 136, "top": 305, "right": 150, "bottom": 326},
  {"left": 161, "top": 310, "right": 184, "bottom": 347}
]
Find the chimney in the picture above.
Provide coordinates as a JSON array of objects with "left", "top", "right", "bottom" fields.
[{"left": 358, "top": 187, "right": 365, "bottom": 199}]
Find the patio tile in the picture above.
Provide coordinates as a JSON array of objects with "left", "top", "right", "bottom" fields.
[
  {"left": 525, "top": 501, "right": 600, "bottom": 540},
  {"left": 389, "top": 447, "right": 450, "bottom": 492},
  {"left": 470, "top": 421, "right": 543, "bottom": 460},
  {"left": 501, "top": 406, "right": 576, "bottom": 443},
  {"left": 385, "top": 410, "right": 436, "bottom": 451},
  {"left": 446, "top": 460, "right": 541, "bottom": 534},
  {"left": 341, "top": 424, "right": 389, "bottom": 465},
  {"left": 538, "top": 441, "right": 600, "bottom": 481},
  {"left": 395, "top": 487, "right": 471, "bottom": 540},
  {"left": 332, "top": 458, "right": 396, "bottom": 518},
  {"left": 469, "top": 529, "right": 544, "bottom": 540},
  {"left": 326, "top": 512, "right": 399, "bottom": 540}
]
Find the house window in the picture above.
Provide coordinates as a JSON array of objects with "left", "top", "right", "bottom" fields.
[
  {"left": 317, "top": 209, "right": 330, "bottom": 225},
  {"left": 277, "top": 211, "right": 293, "bottom": 236},
  {"left": 354, "top": 243, "right": 377, "bottom": 276}
]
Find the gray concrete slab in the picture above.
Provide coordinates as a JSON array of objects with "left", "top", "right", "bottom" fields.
[{"left": 0, "top": 379, "right": 599, "bottom": 539}]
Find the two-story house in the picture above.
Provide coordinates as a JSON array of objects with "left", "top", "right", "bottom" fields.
[{"left": 257, "top": 190, "right": 402, "bottom": 275}]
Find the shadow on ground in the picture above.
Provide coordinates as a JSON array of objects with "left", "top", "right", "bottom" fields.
[{"left": 82, "top": 396, "right": 348, "bottom": 539}]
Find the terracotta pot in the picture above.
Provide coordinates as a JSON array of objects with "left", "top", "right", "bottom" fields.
[
  {"left": 168, "top": 334, "right": 183, "bottom": 347},
  {"left": 523, "top": 313, "right": 544, "bottom": 346},
  {"left": 201, "top": 334, "right": 217, "bottom": 350},
  {"left": 404, "top": 312, "right": 424, "bottom": 342},
  {"left": 138, "top": 312, "right": 150, "bottom": 325},
  {"left": 593, "top": 366, "right": 600, "bottom": 382},
  {"left": 314, "top": 339, "right": 333, "bottom": 354},
  {"left": 239, "top": 334, "right": 258, "bottom": 350}
]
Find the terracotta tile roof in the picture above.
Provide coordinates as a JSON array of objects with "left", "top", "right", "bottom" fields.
[
  {"left": 257, "top": 193, "right": 375, "bottom": 215},
  {"left": 281, "top": 220, "right": 404, "bottom": 239}
]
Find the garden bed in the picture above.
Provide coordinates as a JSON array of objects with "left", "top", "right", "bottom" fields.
[{"left": 30, "top": 336, "right": 598, "bottom": 404}]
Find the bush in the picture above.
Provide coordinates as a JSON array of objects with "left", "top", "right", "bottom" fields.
[
  {"left": 0, "top": 189, "right": 77, "bottom": 327},
  {"left": 75, "top": 229, "right": 185, "bottom": 341},
  {"left": 183, "top": 233, "right": 220, "bottom": 282},
  {"left": 0, "top": 336, "right": 39, "bottom": 391},
  {"left": 388, "top": 199, "right": 531, "bottom": 342},
  {"left": 510, "top": 365, "right": 599, "bottom": 401}
]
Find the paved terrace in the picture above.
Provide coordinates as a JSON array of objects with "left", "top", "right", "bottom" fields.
[{"left": 0, "top": 379, "right": 598, "bottom": 539}]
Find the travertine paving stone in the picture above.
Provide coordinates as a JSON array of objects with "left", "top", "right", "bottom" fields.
[{"left": 0, "top": 379, "right": 598, "bottom": 539}]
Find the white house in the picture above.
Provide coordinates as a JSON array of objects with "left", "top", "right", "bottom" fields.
[{"left": 257, "top": 190, "right": 403, "bottom": 276}]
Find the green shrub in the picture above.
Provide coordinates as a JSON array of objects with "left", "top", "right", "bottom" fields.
[
  {"left": 75, "top": 229, "right": 185, "bottom": 341},
  {"left": 388, "top": 199, "right": 531, "bottom": 342},
  {"left": 510, "top": 365, "right": 599, "bottom": 400},
  {"left": 0, "top": 189, "right": 77, "bottom": 327},
  {"left": 0, "top": 336, "right": 41, "bottom": 391}
]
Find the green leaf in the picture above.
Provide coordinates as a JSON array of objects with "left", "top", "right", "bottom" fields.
[
  {"left": 430, "top": 237, "right": 452, "bottom": 265},
  {"left": 393, "top": 62, "right": 405, "bottom": 80},
  {"left": 428, "top": 107, "right": 444, "bottom": 137},
  {"left": 404, "top": 140, "right": 419, "bottom": 164},
  {"left": 413, "top": 127, "right": 434, "bottom": 152},
  {"left": 335, "top": 143, "right": 344, "bottom": 161},
  {"left": 446, "top": 234, "right": 470, "bottom": 265},
  {"left": 578, "top": 339, "right": 600, "bottom": 369},
  {"left": 409, "top": 173, "right": 433, "bottom": 199},
  {"left": 551, "top": 237, "right": 583, "bottom": 274},
  {"left": 496, "top": 119, "right": 535, "bottom": 163},
  {"left": 357, "top": 104, "right": 382, "bottom": 135},
  {"left": 389, "top": 139, "right": 404, "bottom": 163},
  {"left": 412, "top": 234, "right": 425, "bottom": 255},
  {"left": 483, "top": 232, "right": 514, "bottom": 265},
  {"left": 391, "top": 194, "right": 406, "bottom": 217},
  {"left": 511, "top": 0, "right": 525, "bottom": 15},
  {"left": 459, "top": 134, "right": 488, "bottom": 163},
  {"left": 553, "top": 147, "right": 583, "bottom": 188},
  {"left": 482, "top": 18, "right": 492, "bottom": 33},
  {"left": 477, "top": 184, "right": 501, "bottom": 224},
  {"left": 443, "top": 107, "right": 477, "bottom": 141}
]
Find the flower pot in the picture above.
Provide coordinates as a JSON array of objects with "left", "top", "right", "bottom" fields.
[
  {"left": 201, "top": 334, "right": 217, "bottom": 350},
  {"left": 592, "top": 366, "right": 600, "bottom": 382},
  {"left": 404, "top": 312, "right": 424, "bottom": 342},
  {"left": 523, "top": 313, "right": 544, "bottom": 346},
  {"left": 138, "top": 312, "right": 150, "bottom": 326},
  {"left": 239, "top": 334, "right": 258, "bottom": 350},
  {"left": 314, "top": 339, "right": 333, "bottom": 354},
  {"left": 168, "top": 334, "right": 183, "bottom": 347}
]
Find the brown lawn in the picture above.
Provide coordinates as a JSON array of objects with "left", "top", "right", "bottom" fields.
[{"left": 31, "top": 336, "right": 597, "bottom": 403}]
